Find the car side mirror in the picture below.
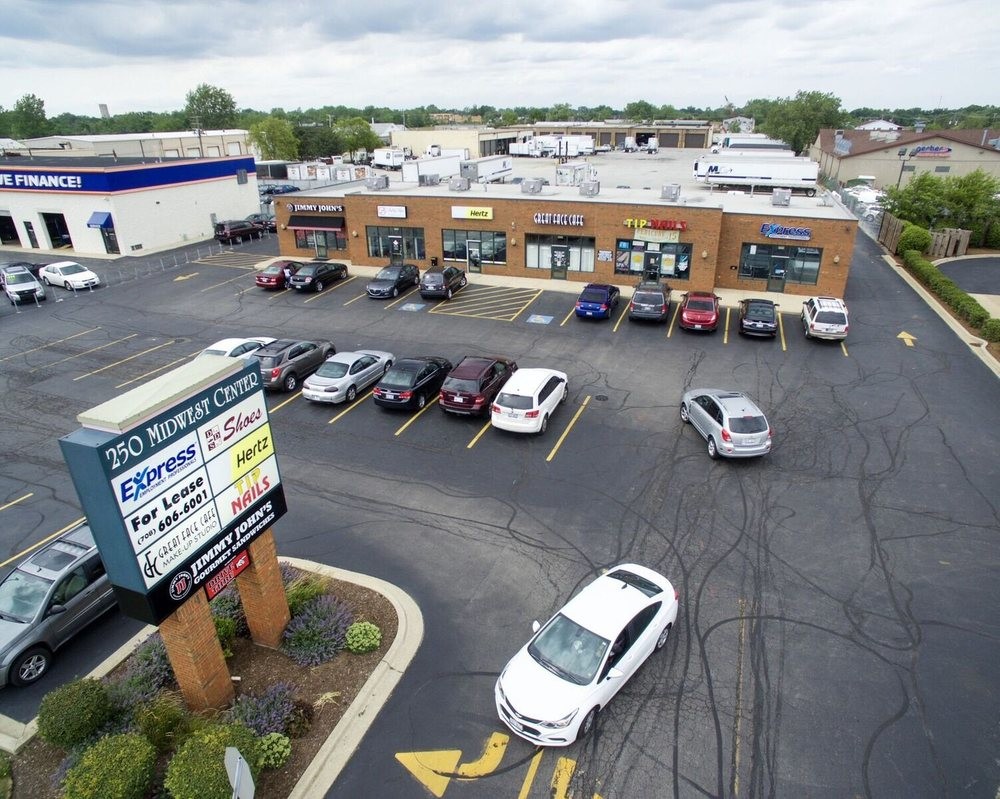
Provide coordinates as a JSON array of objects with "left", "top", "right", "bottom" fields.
[
  {"left": 531, "top": 620, "right": 541, "bottom": 633},
  {"left": 607, "top": 667, "right": 624, "bottom": 681},
  {"left": 48, "top": 604, "right": 68, "bottom": 616}
]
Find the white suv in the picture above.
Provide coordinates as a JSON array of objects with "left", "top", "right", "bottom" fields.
[
  {"left": 491, "top": 368, "right": 568, "bottom": 434},
  {"left": 801, "top": 296, "right": 849, "bottom": 340}
]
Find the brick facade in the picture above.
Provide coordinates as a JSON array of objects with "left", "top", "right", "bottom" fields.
[
  {"left": 159, "top": 589, "right": 234, "bottom": 711},
  {"left": 236, "top": 529, "right": 291, "bottom": 649}
]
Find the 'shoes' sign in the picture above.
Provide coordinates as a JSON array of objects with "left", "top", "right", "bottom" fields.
[{"left": 60, "top": 361, "right": 287, "bottom": 624}]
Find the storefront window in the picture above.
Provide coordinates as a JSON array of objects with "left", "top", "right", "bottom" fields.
[
  {"left": 366, "top": 226, "right": 426, "bottom": 260},
  {"left": 294, "top": 230, "right": 347, "bottom": 251},
  {"left": 442, "top": 229, "right": 507, "bottom": 264},
  {"left": 614, "top": 239, "right": 691, "bottom": 280},
  {"left": 739, "top": 244, "right": 821, "bottom": 284},
  {"left": 525, "top": 234, "right": 595, "bottom": 272}
]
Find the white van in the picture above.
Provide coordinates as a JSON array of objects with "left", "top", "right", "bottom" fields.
[{"left": 490, "top": 368, "right": 568, "bottom": 434}]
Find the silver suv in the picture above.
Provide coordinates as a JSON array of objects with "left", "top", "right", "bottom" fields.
[
  {"left": 679, "top": 388, "right": 772, "bottom": 459},
  {"left": 0, "top": 522, "right": 117, "bottom": 687},
  {"left": 801, "top": 296, "right": 849, "bottom": 340},
  {"left": 1, "top": 264, "right": 47, "bottom": 305}
]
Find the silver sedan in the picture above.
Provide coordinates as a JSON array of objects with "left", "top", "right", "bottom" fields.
[{"left": 301, "top": 350, "right": 395, "bottom": 404}]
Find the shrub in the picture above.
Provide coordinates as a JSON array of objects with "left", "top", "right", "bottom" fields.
[
  {"left": 279, "top": 561, "right": 302, "bottom": 585},
  {"left": 286, "top": 699, "right": 314, "bottom": 738},
  {"left": 215, "top": 615, "right": 238, "bottom": 658},
  {"left": 896, "top": 224, "right": 932, "bottom": 255},
  {"left": 257, "top": 732, "right": 292, "bottom": 770},
  {"left": 283, "top": 595, "right": 354, "bottom": 666},
  {"left": 0, "top": 749, "right": 10, "bottom": 779},
  {"left": 37, "top": 678, "right": 112, "bottom": 749},
  {"left": 135, "top": 691, "right": 191, "bottom": 753},
  {"left": 164, "top": 723, "right": 259, "bottom": 799},
  {"left": 210, "top": 585, "right": 249, "bottom": 637},
  {"left": 103, "top": 633, "right": 175, "bottom": 732},
  {"left": 284, "top": 572, "right": 331, "bottom": 616},
  {"left": 985, "top": 221, "right": 1000, "bottom": 249},
  {"left": 60, "top": 733, "right": 156, "bottom": 799},
  {"left": 346, "top": 620, "right": 382, "bottom": 654},
  {"left": 228, "top": 681, "right": 297, "bottom": 736},
  {"left": 982, "top": 318, "right": 1000, "bottom": 342}
]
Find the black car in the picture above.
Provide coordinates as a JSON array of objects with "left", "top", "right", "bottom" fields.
[
  {"left": 628, "top": 280, "right": 672, "bottom": 322},
  {"left": 287, "top": 261, "right": 349, "bottom": 292},
  {"left": 419, "top": 265, "right": 467, "bottom": 299},
  {"left": 366, "top": 264, "right": 421, "bottom": 298},
  {"left": 246, "top": 213, "right": 276, "bottom": 232},
  {"left": 372, "top": 356, "right": 453, "bottom": 410},
  {"left": 214, "top": 220, "right": 263, "bottom": 244},
  {"left": 738, "top": 299, "right": 779, "bottom": 337}
]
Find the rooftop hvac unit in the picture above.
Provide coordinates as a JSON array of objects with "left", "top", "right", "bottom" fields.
[
  {"left": 579, "top": 181, "right": 600, "bottom": 197},
  {"left": 448, "top": 176, "right": 470, "bottom": 191},
  {"left": 418, "top": 174, "right": 440, "bottom": 186},
  {"left": 771, "top": 188, "right": 792, "bottom": 206},
  {"left": 661, "top": 183, "right": 681, "bottom": 201},
  {"left": 521, "top": 178, "right": 543, "bottom": 194},
  {"left": 365, "top": 175, "right": 389, "bottom": 190}
]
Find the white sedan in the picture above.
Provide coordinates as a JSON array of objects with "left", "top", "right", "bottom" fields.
[
  {"left": 38, "top": 261, "right": 101, "bottom": 290},
  {"left": 198, "top": 337, "right": 275, "bottom": 359},
  {"left": 301, "top": 350, "right": 394, "bottom": 404},
  {"left": 495, "top": 563, "right": 679, "bottom": 746}
]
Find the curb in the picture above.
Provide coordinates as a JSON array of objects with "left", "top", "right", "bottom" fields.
[{"left": 882, "top": 254, "right": 1000, "bottom": 380}]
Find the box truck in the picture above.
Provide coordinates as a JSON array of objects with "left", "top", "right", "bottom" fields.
[
  {"left": 372, "top": 148, "right": 407, "bottom": 169},
  {"left": 459, "top": 155, "right": 514, "bottom": 183},
  {"left": 623, "top": 137, "right": 638, "bottom": 152},
  {"left": 693, "top": 152, "right": 802, "bottom": 180},
  {"left": 401, "top": 154, "right": 463, "bottom": 182},
  {"left": 555, "top": 161, "right": 597, "bottom": 186},
  {"left": 702, "top": 158, "right": 819, "bottom": 195}
]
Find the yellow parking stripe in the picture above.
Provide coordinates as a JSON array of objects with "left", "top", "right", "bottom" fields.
[
  {"left": 394, "top": 394, "right": 440, "bottom": 436},
  {"left": 0, "top": 327, "right": 101, "bottom": 362},
  {"left": 466, "top": 420, "right": 492, "bottom": 449},
  {"left": 0, "top": 517, "right": 85, "bottom": 569},
  {"left": 327, "top": 389, "right": 374, "bottom": 423},
  {"left": 303, "top": 275, "right": 358, "bottom": 304},
  {"left": 72, "top": 339, "right": 176, "bottom": 381},
  {"left": 667, "top": 303, "right": 680, "bottom": 337},
  {"left": 612, "top": 301, "right": 629, "bottom": 332},
  {"left": 546, "top": 395, "right": 590, "bottom": 462},
  {"left": 116, "top": 355, "right": 195, "bottom": 388},
  {"left": 841, "top": 342, "right": 849, "bottom": 356},
  {"left": 268, "top": 391, "right": 301, "bottom": 413},
  {"left": 28, "top": 333, "right": 137, "bottom": 373},
  {"left": 384, "top": 286, "right": 421, "bottom": 309},
  {"left": 559, "top": 306, "right": 576, "bottom": 327},
  {"left": 777, "top": 313, "right": 787, "bottom": 351},
  {"left": 0, "top": 493, "right": 32, "bottom": 513},
  {"left": 517, "top": 750, "right": 545, "bottom": 799},
  {"left": 723, "top": 306, "right": 731, "bottom": 344}
]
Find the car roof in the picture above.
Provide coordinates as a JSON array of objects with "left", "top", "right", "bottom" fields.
[
  {"left": 559, "top": 564, "right": 671, "bottom": 640},
  {"left": 17, "top": 523, "right": 96, "bottom": 580},
  {"left": 581, "top": 283, "right": 613, "bottom": 291},
  {"left": 44, "top": 260, "right": 85, "bottom": 269},
  {"left": 501, "top": 367, "right": 563, "bottom": 395},
  {"left": 257, "top": 339, "right": 301, "bottom": 353},
  {"left": 714, "top": 392, "right": 765, "bottom": 417},
  {"left": 743, "top": 298, "right": 775, "bottom": 308},
  {"left": 450, "top": 356, "right": 503, "bottom": 377},
  {"left": 393, "top": 356, "right": 445, "bottom": 369},
  {"left": 685, "top": 291, "right": 717, "bottom": 300}
]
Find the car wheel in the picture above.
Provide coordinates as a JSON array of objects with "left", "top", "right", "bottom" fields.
[
  {"left": 64, "top": 282, "right": 73, "bottom": 290},
  {"left": 577, "top": 706, "right": 599, "bottom": 742},
  {"left": 446, "top": 288, "right": 453, "bottom": 299},
  {"left": 538, "top": 414, "right": 549, "bottom": 434},
  {"left": 346, "top": 385, "right": 357, "bottom": 402},
  {"left": 11, "top": 646, "right": 51, "bottom": 686},
  {"left": 383, "top": 360, "right": 392, "bottom": 374},
  {"left": 560, "top": 386, "right": 568, "bottom": 404},
  {"left": 43, "top": 276, "right": 52, "bottom": 286},
  {"left": 283, "top": 373, "right": 298, "bottom": 392},
  {"left": 655, "top": 622, "right": 673, "bottom": 651},
  {"left": 416, "top": 393, "right": 426, "bottom": 410},
  {"left": 680, "top": 403, "right": 690, "bottom": 423},
  {"left": 392, "top": 287, "right": 399, "bottom": 298},
  {"left": 314, "top": 280, "right": 324, "bottom": 292},
  {"left": 460, "top": 275, "right": 468, "bottom": 287},
  {"left": 707, "top": 437, "right": 719, "bottom": 459},
  {"left": 340, "top": 267, "right": 348, "bottom": 279}
]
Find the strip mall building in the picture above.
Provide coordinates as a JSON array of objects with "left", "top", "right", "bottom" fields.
[{"left": 271, "top": 177, "right": 858, "bottom": 297}]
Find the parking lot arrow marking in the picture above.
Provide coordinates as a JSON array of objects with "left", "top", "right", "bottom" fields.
[
  {"left": 395, "top": 748, "right": 462, "bottom": 797},
  {"left": 173, "top": 272, "right": 199, "bottom": 281},
  {"left": 457, "top": 732, "right": 509, "bottom": 778},
  {"left": 897, "top": 331, "right": 917, "bottom": 347}
]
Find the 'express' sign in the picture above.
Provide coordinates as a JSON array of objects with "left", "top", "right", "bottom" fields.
[{"left": 760, "top": 222, "right": 811, "bottom": 240}]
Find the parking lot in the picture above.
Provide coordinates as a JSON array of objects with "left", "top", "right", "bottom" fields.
[{"left": 1, "top": 232, "right": 998, "bottom": 799}]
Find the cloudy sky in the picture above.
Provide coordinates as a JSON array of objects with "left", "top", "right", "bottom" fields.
[{"left": 4, "top": 0, "right": 998, "bottom": 118}]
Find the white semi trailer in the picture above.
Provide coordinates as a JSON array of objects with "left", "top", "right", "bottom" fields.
[
  {"left": 693, "top": 152, "right": 801, "bottom": 180},
  {"left": 372, "top": 148, "right": 407, "bottom": 169},
  {"left": 459, "top": 155, "right": 514, "bottom": 183},
  {"left": 701, "top": 158, "right": 819, "bottom": 195},
  {"left": 401, "top": 154, "right": 463, "bottom": 182}
]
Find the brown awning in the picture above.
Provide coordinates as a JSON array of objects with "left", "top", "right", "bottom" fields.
[{"left": 287, "top": 215, "right": 344, "bottom": 230}]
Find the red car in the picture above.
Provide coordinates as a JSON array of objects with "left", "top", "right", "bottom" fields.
[
  {"left": 255, "top": 260, "right": 304, "bottom": 289},
  {"left": 678, "top": 291, "right": 721, "bottom": 332},
  {"left": 439, "top": 356, "right": 517, "bottom": 416}
]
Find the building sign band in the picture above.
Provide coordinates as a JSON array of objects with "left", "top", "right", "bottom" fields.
[
  {"left": 287, "top": 202, "right": 344, "bottom": 212},
  {"left": 533, "top": 212, "right": 584, "bottom": 226},
  {"left": 624, "top": 218, "right": 688, "bottom": 231},
  {"left": 760, "top": 222, "right": 812, "bottom": 240},
  {"left": 451, "top": 206, "right": 494, "bottom": 220}
]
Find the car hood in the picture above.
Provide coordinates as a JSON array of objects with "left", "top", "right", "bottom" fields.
[
  {"left": 366, "top": 278, "right": 397, "bottom": 289},
  {"left": 499, "top": 648, "right": 587, "bottom": 720},
  {"left": 0, "top": 616, "right": 30, "bottom": 654}
]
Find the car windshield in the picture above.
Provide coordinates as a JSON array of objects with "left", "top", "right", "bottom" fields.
[
  {"left": 443, "top": 377, "right": 478, "bottom": 393},
  {"left": 579, "top": 289, "right": 607, "bottom": 303},
  {"left": 380, "top": 367, "right": 417, "bottom": 389},
  {"left": 316, "top": 361, "right": 349, "bottom": 378},
  {"left": 746, "top": 304, "right": 774, "bottom": 321},
  {"left": 496, "top": 392, "right": 533, "bottom": 410},
  {"left": 6, "top": 272, "right": 34, "bottom": 285},
  {"left": 729, "top": 416, "right": 768, "bottom": 434},
  {"left": 60, "top": 264, "right": 86, "bottom": 275},
  {"left": 375, "top": 267, "right": 401, "bottom": 281},
  {"left": 0, "top": 570, "right": 53, "bottom": 622},
  {"left": 528, "top": 613, "right": 609, "bottom": 685},
  {"left": 815, "top": 311, "right": 847, "bottom": 325}
]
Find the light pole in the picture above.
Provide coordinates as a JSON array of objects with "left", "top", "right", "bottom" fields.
[{"left": 896, "top": 147, "right": 917, "bottom": 188}]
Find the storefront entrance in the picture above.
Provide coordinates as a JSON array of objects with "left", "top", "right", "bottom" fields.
[
  {"left": 767, "top": 255, "right": 788, "bottom": 292},
  {"left": 550, "top": 244, "right": 569, "bottom": 279},
  {"left": 467, "top": 241, "right": 482, "bottom": 273},
  {"left": 0, "top": 214, "right": 18, "bottom": 245},
  {"left": 41, "top": 212, "right": 71, "bottom": 248}
]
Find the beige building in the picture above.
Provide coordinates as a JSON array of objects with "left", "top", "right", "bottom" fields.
[
  {"left": 19, "top": 130, "right": 253, "bottom": 160},
  {"left": 811, "top": 128, "right": 1000, "bottom": 190}
]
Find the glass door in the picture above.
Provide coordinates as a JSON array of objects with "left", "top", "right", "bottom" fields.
[
  {"left": 314, "top": 231, "right": 328, "bottom": 260},
  {"left": 767, "top": 255, "right": 788, "bottom": 292},
  {"left": 550, "top": 244, "right": 569, "bottom": 279},
  {"left": 467, "top": 241, "right": 482, "bottom": 273}
]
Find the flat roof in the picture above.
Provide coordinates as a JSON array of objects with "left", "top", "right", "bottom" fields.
[
  {"left": 0, "top": 154, "right": 251, "bottom": 170},
  {"left": 297, "top": 150, "right": 855, "bottom": 221}
]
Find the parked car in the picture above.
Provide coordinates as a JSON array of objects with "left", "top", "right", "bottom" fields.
[
  {"left": 301, "top": 350, "right": 394, "bottom": 404},
  {"left": 678, "top": 291, "right": 721, "bottom": 332},
  {"left": 491, "top": 368, "right": 568, "bottom": 435},
  {"left": 0, "top": 522, "right": 118, "bottom": 687},
  {"left": 679, "top": 388, "right": 772, "bottom": 459},
  {"left": 38, "top": 261, "right": 101, "bottom": 291},
  {"left": 439, "top": 356, "right": 517, "bottom": 416},
  {"left": 246, "top": 212, "right": 276, "bottom": 232},
  {"left": 801, "top": 296, "right": 849, "bottom": 340},
  {"left": 372, "top": 356, "right": 452, "bottom": 410},
  {"left": 628, "top": 280, "right": 671, "bottom": 322},
  {"left": 0, "top": 260, "right": 45, "bottom": 278},
  {"left": 420, "top": 265, "right": 467, "bottom": 299},
  {"left": 252, "top": 339, "right": 335, "bottom": 392},
  {"left": 214, "top": 220, "right": 263, "bottom": 244},
  {"left": 198, "top": 336, "right": 276, "bottom": 359},
  {"left": 255, "top": 260, "right": 305, "bottom": 290},
  {"left": 1, "top": 264, "right": 47, "bottom": 305},
  {"left": 737, "top": 299, "right": 779, "bottom": 337},
  {"left": 366, "top": 264, "right": 421, "bottom": 298},
  {"left": 287, "top": 261, "right": 349, "bottom": 292},
  {"left": 495, "top": 563, "right": 679, "bottom": 746},
  {"left": 575, "top": 283, "right": 621, "bottom": 320}
]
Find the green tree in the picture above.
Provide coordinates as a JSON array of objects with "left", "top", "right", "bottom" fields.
[
  {"left": 9, "top": 93, "right": 48, "bottom": 138},
  {"left": 548, "top": 103, "right": 573, "bottom": 121},
  {"left": 623, "top": 100, "right": 656, "bottom": 122},
  {"left": 296, "top": 126, "right": 344, "bottom": 160},
  {"left": 499, "top": 110, "right": 519, "bottom": 127},
  {"left": 882, "top": 172, "right": 948, "bottom": 227},
  {"left": 883, "top": 169, "right": 1000, "bottom": 242},
  {"left": 760, "top": 90, "right": 846, "bottom": 153},
  {"left": 248, "top": 116, "right": 299, "bottom": 160},
  {"left": 184, "top": 84, "right": 237, "bottom": 130},
  {"left": 335, "top": 116, "right": 381, "bottom": 161}
]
